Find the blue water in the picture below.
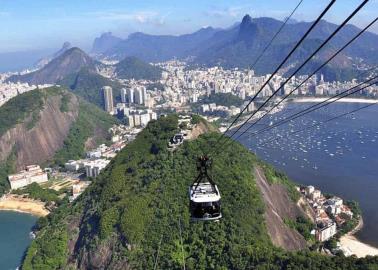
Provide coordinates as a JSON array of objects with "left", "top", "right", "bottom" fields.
[
  {"left": 0, "top": 211, "right": 37, "bottom": 270},
  {"left": 236, "top": 102, "right": 378, "bottom": 247}
]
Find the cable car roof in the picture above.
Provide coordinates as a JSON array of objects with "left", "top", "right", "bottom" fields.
[{"left": 190, "top": 182, "right": 221, "bottom": 203}]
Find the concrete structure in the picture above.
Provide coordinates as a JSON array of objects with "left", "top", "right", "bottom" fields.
[
  {"left": 315, "top": 222, "right": 337, "bottom": 242},
  {"left": 102, "top": 86, "right": 114, "bottom": 113},
  {"left": 64, "top": 160, "right": 83, "bottom": 171},
  {"left": 8, "top": 165, "right": 48, "bottom": 190},
  {"left": 69, "top": 181, "right": 91, "bottom": 202},
  {"left": 120, "top": 88, "right": 127, "bottom": 103},
  {"left": 127, "top": 88, "right": 134, "bottom": 104},
  {"left": 310, "top": 189, "right": 322, "bottom": 201},
  {"left": 84, "top": 159, "right": 110, "bottom": 178}
]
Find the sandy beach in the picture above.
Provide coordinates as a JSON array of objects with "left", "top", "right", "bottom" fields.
[
  {"left": 292, "top": 97, "right": 378, "bottom": 104},
  {"left": 339, "top": 217, "right": 378, "bottom": 258},
  {"left": 0, "top": 194, "right": 49, "bottom": 217}
]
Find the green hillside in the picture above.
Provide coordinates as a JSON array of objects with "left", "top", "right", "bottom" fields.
[
  {"left": 115, "top": 56, "right": 162, "bottom": 80},
  {"left": 0, "top": 87, "right": 65, "bottom": 136},
  {"left": 22, "top": 115, "right": 378, "bottom": 269},
  {"left": 0, "top": 87, "right": 117, "bottom": 196},
  {"left": 0, "top": 87, "right": 65, "bottom": 195},
  {"left": 52, "top": 99, "right": 117, "bottom": 166},
  {"left": 59, "top": 68, "right": 123, "bottom": 108}
]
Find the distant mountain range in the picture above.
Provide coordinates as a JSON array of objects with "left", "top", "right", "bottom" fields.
[
  {"left": 92, "top": 15, "right": 378, "bottom": 81},
  {"left": 92, "top": 32, "right": 123, "bottom": 55}
]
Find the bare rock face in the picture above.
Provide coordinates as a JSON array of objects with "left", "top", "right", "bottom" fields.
[
  {"left": 0, "top": 93, "right": 79, "bottom": 170},
  {"left": 254, "top": 166, "right": 308, "bottom": 251}
]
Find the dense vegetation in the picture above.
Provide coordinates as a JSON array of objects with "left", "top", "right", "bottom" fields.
[
  {"left": 115, "top": 56, "right": 162, "bottom": 80},
  {"left": 0, "top": 89, "right": 44, "bottom": 136},
  {"left": 0, "top": 87, "right": 70, "bottom": 196},
  {"left": 12, "top": 182, "right": 63, "bottom": 203},
  {"left": 52, "top": 99, "right": 117, "bottom": 166},
  {"left": 199, "top": 93, "right": 244, "bottom": 107},
  {"left": 0, "top": 147, "right": 16, "bottom": 196},
  {"left": 59, "top": 68, "right": 123, "bottom": 108},
  {"left": 22, "top": 116, "right": 378, "bottom": 269}
]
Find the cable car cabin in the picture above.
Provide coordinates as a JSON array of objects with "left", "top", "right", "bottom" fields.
[{"left": 189, "top": 182, "right": 221, "bottom": 221}]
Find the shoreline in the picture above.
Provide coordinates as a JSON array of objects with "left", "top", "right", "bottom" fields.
[
  {"left": 339, "top": 216, "right": 378, "bottom": 258},
  {"left": 0, "top": 194, "right": 50, "bottom": 217},
  {"left": 292, "top": 97, "right": 378, "bottom": 104}
]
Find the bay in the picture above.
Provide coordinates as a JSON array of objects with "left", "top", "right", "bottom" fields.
[
  {"left": 0, "top": 211, "right": 37, "bottom": 270},
  {"left": 236, "top": 101, "right": 378, "bottom": 247}
]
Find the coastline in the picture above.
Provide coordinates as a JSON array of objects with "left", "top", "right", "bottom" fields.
[
  {"left": 339, "top": 216, "right": 378, "bottom": 258},
  {"left": 0, "top": 194, "right": 49, "bottom": 217},
  {"left": 292, "top": 97, "right": 378, "bottom": 104}
]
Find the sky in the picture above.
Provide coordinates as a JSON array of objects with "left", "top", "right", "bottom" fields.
[{"left": 0, "top": 0, "right": 377, "bottom": 53}]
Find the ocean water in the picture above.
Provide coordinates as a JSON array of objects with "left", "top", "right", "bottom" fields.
[
  {"left": 0, "top": 211, "right": 37, "bottom": 270},
  {"left": 235, "top": 102, "right": 378, "bottom": 247}
]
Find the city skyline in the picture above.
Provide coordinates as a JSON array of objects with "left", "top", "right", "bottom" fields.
[{"left": 1, "top": 0, "right": 378, "bottom": 53}]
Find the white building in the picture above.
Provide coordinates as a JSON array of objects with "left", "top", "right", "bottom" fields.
[
  {"left": 84, "top": 159, "right": 110, "bottom": 178},
  {"left": 102, "top": 86, "right": 114, "bottom": 114},
  {"left": 69, "top": 181, "right": 91, "bottom": 202},
  {"left": 315, "top": 222, "right": 337, "bottom": 242},
  {"left": 8, "top": 165, "right": 48, "bottom": 190},
  {"left": 305, "top": 185, "right": 315, "bottom": 196},
  {"left": 64, "top": 160, "right": 83, "bottom": 171},
  {"left": 120, "top": 88, "right": 127, "bottom": 103},
  {"left": 310, "top": 189, "right": 322, "bottom": 201},
  {"left": 127, "top": 88, "right": 135, "bottom": 103}
]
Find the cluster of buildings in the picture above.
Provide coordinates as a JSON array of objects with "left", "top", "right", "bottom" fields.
[
  {"left": 102, "top": 85, "right": 158, "bottom": 128},
  {"left": 65, "top": 138, "right": 127, "bottom": 178},
  {"left": 0, "top": 80, "right": 52, "bottom": 107},
  {"left": 8, "top": 165, "right": 48, "bottom": 190},
  {"left": 116, "top": 104, "right": 157, "bottom": 128},
  {"left": 151, "top": 61, "right": 377, "bottom": 111},
  {"left": 120, "top": 84, "right": 153, "bottom": 107},
  {"left": 300, "top": 185, "right": 354, "bottom": 242}
]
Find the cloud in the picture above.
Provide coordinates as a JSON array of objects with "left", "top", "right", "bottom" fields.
[
  {"left": 0, "top": 11, "right": 10, "bottom": 18},
  {"left": 205, "top": 6, "right": 248, "bottom": 18},
  {"left": 87, "top": 10, "right": 166, "bottom": 26}
]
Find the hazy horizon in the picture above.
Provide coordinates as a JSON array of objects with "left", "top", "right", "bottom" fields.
[{"left": 1, "top": 0, "right": 378, "bottom": 54}]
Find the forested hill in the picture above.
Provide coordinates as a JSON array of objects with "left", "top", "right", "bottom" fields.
[
  {"left": 0, "top": 86, "right": 116, "bottom": 197},
  {"left": 115, "top": 56, "right": 163, "bottom": 80},
  {"left": 22, "top": 115, "right": 378, "bottom": 269}
]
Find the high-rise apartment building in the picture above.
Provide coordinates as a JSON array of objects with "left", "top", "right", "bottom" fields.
[{"left": 102, "top": 86, "right": 114, "bottom": 114}]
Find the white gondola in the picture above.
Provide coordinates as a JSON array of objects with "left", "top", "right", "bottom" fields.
[
  {"left": 189, "top": 156, "right": 222, "bottom": 221},
  {"left": 189, "top": 182, "right": 221, "bottom": 221}
]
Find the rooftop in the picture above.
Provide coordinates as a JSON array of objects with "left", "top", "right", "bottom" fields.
[{"left": 190, "top": 182, "right": 221, "bottom": 203}]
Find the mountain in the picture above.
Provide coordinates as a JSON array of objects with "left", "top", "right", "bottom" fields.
[
  {"left": 59, "top": 68, "right": 124, "bottom": 108},
  {"left": 97, "top": 15, "right": 378, "bottom": 81},
  {"left": 0, "top": 86, "right": 116, "bottom": 196},
  {"left": 91, "top": 32, "right": 123, "bottom": 54},
  {"left": 115, "top": 56, "right": 162, "bottom": 80},
  {"left": 7, "top": 47, "right": 99, "bottom": 85},
  {"left": 21, "top": 115, "right": 378, "bottom": 269},
  {"left": 35, "top": 42, "right": 72, "bottom": 68},
  {"left": 101, "top": 27, "right": 220, "bottom": 62},
  {"left": 194, "top": 16, "right": 378, "bottom": 80}
]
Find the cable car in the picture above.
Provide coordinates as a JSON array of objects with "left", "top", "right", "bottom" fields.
[{"left": 189, "top": 156, "right": 222, "bottom": 221}]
